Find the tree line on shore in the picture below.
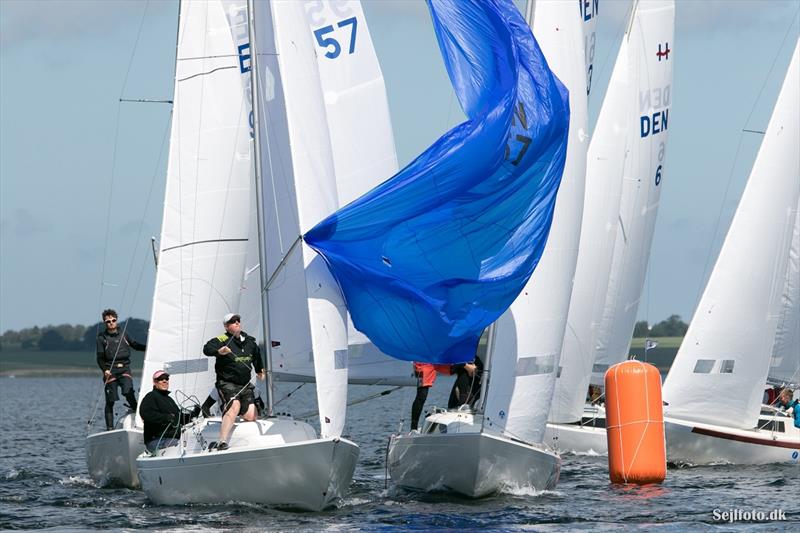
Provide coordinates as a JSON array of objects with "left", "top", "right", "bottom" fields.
[
  {"left": 0, "top": 319, "right": 149, "bottom": 352},
  {"left": 632, "top": 314, "right": 688, "bottom": 338},
  {"left": 1, "top": 314, "right": 688, "bottom": 352}
]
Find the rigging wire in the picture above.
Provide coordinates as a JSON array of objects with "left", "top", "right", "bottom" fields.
[
  {"left": 691, "top": 13, "right": 799, "bottom": 310},
  {"left": 88, "top": 0, "right": 155, "bottom": 430}
]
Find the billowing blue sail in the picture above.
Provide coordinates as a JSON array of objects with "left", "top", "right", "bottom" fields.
[{"left": 304, "top": 0, "right": 569, "bottom": 364}]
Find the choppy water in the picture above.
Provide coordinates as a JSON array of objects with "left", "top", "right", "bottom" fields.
[{"left": 1, "top": 377, "right": 797, "bottom": 531}]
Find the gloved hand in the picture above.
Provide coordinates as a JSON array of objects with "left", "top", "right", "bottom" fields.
[{"left": 190, "top": 405, "right": 201, "bottom": 419}]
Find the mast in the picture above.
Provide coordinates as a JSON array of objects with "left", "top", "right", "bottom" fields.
[
  {"left": 246, "top": 0, "right": 274, "bottom": 416},
  {"left": 477, "top": 323, "right": 496, "bottom": 425}
]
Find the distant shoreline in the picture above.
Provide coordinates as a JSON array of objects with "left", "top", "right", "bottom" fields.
[
  {"left": 0, "top": 337, "right": 681, "bottom": 377},
  {"left": 0, "top": 367, "right": 144, "bottom": 378}
]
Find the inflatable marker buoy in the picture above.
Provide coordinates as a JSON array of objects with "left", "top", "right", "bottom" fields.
[{"left": 605, "top": 360, "right": 666, "bottom": 484}]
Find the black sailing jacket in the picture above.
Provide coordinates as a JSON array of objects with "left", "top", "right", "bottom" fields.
[{"left": 203, "top": 331, "right": 264, "bottom": 386}]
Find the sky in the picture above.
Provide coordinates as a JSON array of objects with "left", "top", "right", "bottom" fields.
[{"left": 1, "top": 0, "right": 798, "bottom": 333}]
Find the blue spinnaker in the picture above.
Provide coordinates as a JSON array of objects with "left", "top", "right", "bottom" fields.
[{"left": 304, "top": 0, "right": 569, "bottom": 364}]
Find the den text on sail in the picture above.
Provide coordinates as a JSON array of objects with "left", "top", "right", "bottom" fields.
[{"left": 639, "top": 84, "right": 670, "bottom": 138}]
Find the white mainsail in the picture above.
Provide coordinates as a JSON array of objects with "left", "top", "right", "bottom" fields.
[
  {"left": 590, "top": 0, "right": 675, "bottom": 384},
  {"left": 769, "top": 202, "right": 800, "bottom": 387},
  {"left": 662, "top": 40, "right": 800, "bottom": 429},
  {"left": 482, "top": 0, "right": 588, "bottom": 443},
  {"left": 140, "top": 0, "right": 253, "bottom": 407}
]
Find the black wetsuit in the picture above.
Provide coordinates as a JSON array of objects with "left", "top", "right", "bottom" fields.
[{"left": 96, "top": 329, "right": 146, "bottom": 430}]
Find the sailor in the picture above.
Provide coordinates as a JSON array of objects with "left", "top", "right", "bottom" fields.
[
  {"left": 203, "top": 313, "right": 265, "bottom": 451},
  {"left": 775, "top": 388, "right": 795, "bottom": 410},
  {"left": 410, "top": 362, "right": 453, "bottom": 432},
  {"left": 775, "top": 389, "right": 800, "bottom": 428},
  {"left": 139, "top": 370, "right": 199, "bottom": 452},
  {"left": 447, "top": 356, "right": 482, "bottom": 409},
  {"left": 96, "top": 309, "right": 146, "bottom": 431}
]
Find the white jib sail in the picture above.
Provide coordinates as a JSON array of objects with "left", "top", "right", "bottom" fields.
[
  {"left": 482, "top": 0, "right": 588, "bottom": 444},
  {"left": 551, "top": 6, "right": 641, "bottom": 425},
  {"left": 770, "top": 201, "right": 800, "bottom": 387},
  {"left": 140, "top": 0, "right": 253, "bottom": 409},
  {"left": 256, "top": 0, "right": 388, "bottom": 438},
  {"left": 304, "top": 1, "right": 413, "bottom": 386},
  {"left": 591, "top": 0, "right": 675, "bottom": 384},
  {"left": 662, "top": 40, "right": 800, "bottom": 429},
  {"left": 240, "top": 2, "right": 413, "bottom": 387}
]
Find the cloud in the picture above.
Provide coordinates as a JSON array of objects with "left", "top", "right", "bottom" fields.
[
  {"left": 0, "top": 0, "right": 174, "bottom": 50},
  {"left": 678, "top": 0, "right": 798, "bottom": 32},
  {"left": 0, "top": 208, "right": 52, "bottom": 237},
  {"left": 597, "top": 0, "right": 798, "bottom": 36}
]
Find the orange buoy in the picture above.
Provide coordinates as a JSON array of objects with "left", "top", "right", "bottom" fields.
[{"left": 605, "top": 360, "right": 666, "bottom": 484}]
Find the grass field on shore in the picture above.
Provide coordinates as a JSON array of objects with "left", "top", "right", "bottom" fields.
[{"left": 0, "top": 350, "right": 144, "bottom": 377}]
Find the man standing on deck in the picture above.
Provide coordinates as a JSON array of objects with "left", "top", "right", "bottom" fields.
[
  {"left": 96, "top": 309, "right": 146, "bottom": 431},
  {"left": 203, "top": 313, "right": 265, "bottom": 451}
]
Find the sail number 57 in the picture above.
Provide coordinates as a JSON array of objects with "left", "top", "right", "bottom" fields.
[{"left": 313, "top": 17, "right": 358, "bottom": 59}]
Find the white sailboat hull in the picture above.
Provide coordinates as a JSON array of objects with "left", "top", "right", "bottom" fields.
[
  {"left": 85, "top": 427, "right": 144, "bottom": 488},
  {"left": 664, "top": 415, "right": 800, "bottom": 465},
  {"left": 136, "top": 417, "right": 358, "bottom": 511},
  {"left": 544, "top": 404, "right": 607, "bottom": 455},
  {"left": 544, "top": 423, "right": 607, "bottom": 456},
  {"left": 388, "top": 412, "right": 560, "bottom": 497}
]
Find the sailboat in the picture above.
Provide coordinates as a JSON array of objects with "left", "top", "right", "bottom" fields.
[
  {"left": 662, "top": 40, "right": 800, "bottom": 465},
  {"left": 85, "top": 402, "right": 144, "bottom": 488},
  {"left": 85, "top": 0, "right": 257, "bottom": 490},
  {"left": 133, "top": 0, "right": 401, "bottom": 510},
  {"left": 384, "top": 0, "right": 584, "bottom": 497},
  {"left": 544, "top": 0, "right": 675, "bottom": 455}
]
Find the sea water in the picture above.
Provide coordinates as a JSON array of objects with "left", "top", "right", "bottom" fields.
[{"left": 0, "top": 377, "right": 796, "bottom": 531}]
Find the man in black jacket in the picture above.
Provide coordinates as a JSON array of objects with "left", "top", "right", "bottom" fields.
[
  {"left": 139, "top": 370, "right": 198, "bottom": 452},
  {"left": 203, "top": 313, "right": 265, "bottom": 451},
  {"left": 96, "top": 309, "right": 146, "bottom": 431}
]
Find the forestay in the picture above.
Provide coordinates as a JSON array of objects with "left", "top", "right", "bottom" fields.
[
  {"left": 550, "top": 2, "right": 630, "bottom": 424},
  {"left": 591, "top": 0, "right": 675, "bottom": 384},
  {"left": 663, "top": 41, "right": 800, "bottom": 429},
  {"left": 482, "top": 0, "right": 587, "bottom": 443},
  {"left": 769, "top": 203, "right": 800, "bottom": 388},
  {"left": 305, "top": 0, "right": 570, "bottom": 365},
  {"left": 140, "top": 0, "right": 253, "bottom": 409}
]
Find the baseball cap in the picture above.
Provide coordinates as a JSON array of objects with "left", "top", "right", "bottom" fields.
[{"left": 223, "top": 313, "right": 241, "bottom": 325}]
